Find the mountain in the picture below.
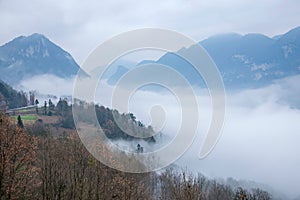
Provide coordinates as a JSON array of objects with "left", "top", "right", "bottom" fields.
[
  {"left": 107, "top": 65, "right": 130, "bottom": 85},
  {"left": 3, "top": 27, "right": 299, "bottom": 89},
  {"left": 0, "top": 33, "right": 80, "bottom": 85},
  {"left": 107, "top": 26, "right": 300, "bottom": 89},
  {"left": 199, "top": 26, "right": 300, "bottom": 88}
]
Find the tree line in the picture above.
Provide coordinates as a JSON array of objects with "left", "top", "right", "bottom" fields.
[
  {"left": 0, "top": 80, "right": 28, "bottom": 110},
  {"left": 72, "top": 100, "right": 156, "bottom": 142}
]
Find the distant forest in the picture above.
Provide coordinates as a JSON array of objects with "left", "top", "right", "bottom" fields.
[{"left": 0, "top": 80, "right": 27, "bottom": 109}]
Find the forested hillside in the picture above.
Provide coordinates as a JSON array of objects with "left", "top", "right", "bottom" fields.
[
  {"left": 0, "top": 113, "right": 272, "bottom": 199},
  {"left": 0, "top": 80, "right": 27, "bottom": 109}
]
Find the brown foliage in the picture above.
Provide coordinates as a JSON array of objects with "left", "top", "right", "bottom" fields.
[
  {"left": 0, "top": 113, "right": 37, "bottom": 199},
  {"left": 36, "top": 132, "right": 153, "bottom": 200},
  {"left": 0, "top": 113, "right": 272, "bottom": 200}
]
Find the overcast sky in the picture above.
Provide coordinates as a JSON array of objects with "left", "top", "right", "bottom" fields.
[{"left": 1, "top": 0, "right": 300, "bottom": 64}]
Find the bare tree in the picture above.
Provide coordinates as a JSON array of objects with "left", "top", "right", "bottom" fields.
[{"left": 0, "top": 113, "right": 37, "bottom": 199}]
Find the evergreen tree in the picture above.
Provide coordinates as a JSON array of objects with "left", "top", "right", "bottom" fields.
[
  {"left": 29, "top": 91, "right": 35, "bottom": 105},
  {"left": 48, "top": 99, "right": 54, "bottom": 110},
  {"left": 57, "top": 98, "right": 68, "bottom": 114},
  {"left": 43, "top": 101, "right": 47, "bottom": 115},
  {"left": 35, "top": 99, "right": 39, "bottom": 113},
  {"left": 17, "top": 115, "right": 24, "bottom": 128}
]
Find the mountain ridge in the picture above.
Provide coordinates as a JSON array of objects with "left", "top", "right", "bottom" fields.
[
  {"left": 101, "top": 26, "right": 300, "bottom": 89},
  {"left": 153, "top": 26, "right": 300, "bottom": 88},
  {"left": 0, "top": 33, "right": 81, "bottom": 85},
  {"left": 1, "top": 27, "right": 300, "bottom": 89}
]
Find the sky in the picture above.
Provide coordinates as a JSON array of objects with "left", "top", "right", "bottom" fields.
[{"left": 1, "top": 0, "right": 300, "bottom": 65}]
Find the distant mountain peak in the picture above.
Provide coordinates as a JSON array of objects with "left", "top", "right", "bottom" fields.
[
  {"left": 205, "top": 32, "right": 242, "bottom": 41},
  {"left": 8, "top": 33, "right": 48, "bottom": 45},
  {"left": 243, "top": 33, "right": 272, "bottom": 40},
  {"left": 279, "top": 26, "right": 300, "bottom": 44},
  {"left": 286, "top": 26, "right": 300, "bottom": 33},
  {"left": 30, "top": 33, "right": 45, "bottom": 38},
  {"left": 0, "top": 33, "right": 80, "bottom": 85}
]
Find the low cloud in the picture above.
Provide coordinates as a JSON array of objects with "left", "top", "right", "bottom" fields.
[
  {"left": 177, "top": 76, "right": 300, "bottom": 198},
  {"left": 17, "top": 74, "right": 75, "bottom": 96}
]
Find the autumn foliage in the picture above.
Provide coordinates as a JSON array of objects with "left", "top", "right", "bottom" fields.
[
  {"left": 0, "top": 113, "right": 272, "bottom": 200},
  {"left": 0, "top": 113, "right": 37, "bottom": 199}
]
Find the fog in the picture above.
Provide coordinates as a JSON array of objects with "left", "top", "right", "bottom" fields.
[
  {"left": 18, "top": 74, "right": 300, "bottom": 198},
  {"left": 180, "top": 86, "right": 300, "bottom": 198},
  {"left": 17, "top": 74, "right": 75, "bottom": 98},
  {"left": 107, "top": 78, "right": 300, "bottom": 198}
]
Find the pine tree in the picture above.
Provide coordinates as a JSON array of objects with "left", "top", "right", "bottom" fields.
[
  {"left": 17, "top": 115, "right": 24, "bottom": 128},
  {"left": 44, "top": 101, "right": 47, "bottom": 115},
  {"left": 35, "top": 99, "right": 39, "bottom": 114}
]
